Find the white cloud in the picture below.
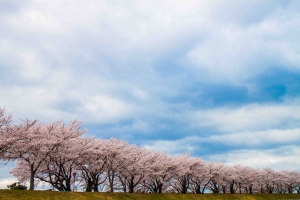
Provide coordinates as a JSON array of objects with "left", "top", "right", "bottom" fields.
[
  {"left": 205, "top": 128, "right": 300, "bottom": 147},
  {"left": 186, "top": 1, "right": 300, "bottom": 84},
  {"left": 0, "top": 0, "right": 299, "bottom": 134},
  {"left": 144, "top": 138, "right": 300, "bottom": 172},
  {"left": 7, "top": 0, "right": 291, "bottom": 64},
  {"left": 190, "top": 100, "right": 300, "bottom": 132},
  {"left": 0, "top": 162, "right": 18, "bottom": 189},
  {"left": 79, "top": 94, "right": 135, "bottom": 123},
  {"left": 17, "top": 52, "right": 48, "bottom": 81},
  {"left": 144, "top": 136, "right": 201, "bottom": 155},
  {"left": 0, "top": 38, "right": 49, "bottom": 82},
  {"left": 206, "top": 145, "right": 300, "bottom": 171},
  {"left": 0, "top": 83, "right": 78, "bottom": 123},
  {"left": 0, "top": 177, "right": 18, "bottom": 189}
]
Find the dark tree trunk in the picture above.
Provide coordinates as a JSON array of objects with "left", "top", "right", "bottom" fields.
[
  {"left": 128, "top": 177, "right": 134, "bottom": 193},
  {"left": 93, "top": 178, "right": 99, "bottom": 192},
  {"left": 266, "top": 185, "right": 273, "bottom": 194},
  {"left": 229, "top": 182, "right": 235, "bottom": 194},
  {"left": 249, "top": 185, "right": 253, "bottom": 194},
  {"left": 158, "top": 183, "right": 163, "bottom": 194},
  {"left": 195, "top": 185, "right": 201, "bottom": 194},
  {"left": 212, "top": 181, "right": 219, "bottom": 194},
  {"left": 223, "top": 185, "right": 227, "bottom": 194},
  {"left": 86, "top": 178, "right": 92, "bottom": 192},
  {"left": 108, "top": 173, "right": 114, "bottom": 192},
  {"left": 93, "top": 184, "right": 98, "bottom": 192},
  {"left": 151, "top": 182, "right": 158, "bottom": 193},
  {"left": 200, "top": 181, "right": 209, "bottom": 194},
  {"left": 29, "top": 164, "right": 36, "bottom": 190},
  {"left": 156, "top": 180, "right": 163, "bottom": 194},
  {"left": 66, "top": 179, "right": 72, "bottom": 191},
  {"left": 181, "top": 178, "right": 188, "bottom": 194}
]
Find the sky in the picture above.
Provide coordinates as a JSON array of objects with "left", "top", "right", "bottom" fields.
[{"left": 1, "top": 0, "right": 300, "bottom": 189}]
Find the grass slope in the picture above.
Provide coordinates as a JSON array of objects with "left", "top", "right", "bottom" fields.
[{"left": 1, "top": 190, "right": 300, "bottom": 200}]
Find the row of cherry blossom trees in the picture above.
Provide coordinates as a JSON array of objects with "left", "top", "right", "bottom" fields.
[{"left": 1, "top": 108, "right": 300, "bottom": 193}]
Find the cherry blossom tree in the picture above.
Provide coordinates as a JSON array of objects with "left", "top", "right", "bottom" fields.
[
  {"left": 9, "top": 160, "right": 31, "bottom": 184},
  {"left": 240, "top": 166, "right": 258, "bottom": 194},
  {"left": 217, "top": 165, "right": 231, "bottom": 194},
  {"left": 145, "top": 152, "right": 176, "bottom": 193},
  {"left": 76, "top": 138, "right": 108, "bottom": 192},
  {"left": 117, "top": 145, "right": 156, "bottom": 193},
  {"left": 273, "top": 170, "right": 300, "bottom": 194},
  {"left": 189, "top": 158, "right": 210, "bottom": 194},
  {"left": 35, "top": 137, "right": 82, "bottom": 191},
  {"left": 0, "top": 108, "right": 12, "bottom": 129},
  {"left": 168, "top": 154, "right": 196, "bottom": 194},
  {"left": 0, "top": 108, "right": 23, "bottom": 162},
  {"left": 256, "top": 168, "right": 278, "bottom": 194},
  {"left": 285, "top": 171, "right": 300, "bottom": 194},
  {"left": 294, "top": 172, "right": 300, "bottom": 194},
  {"left": 221, "top": 165, "right": 250, "bottom": 194},
  {"left": 8, "top": 119, "right": 86, "bottom": 190},
  {"left": 103, "top": 138, "right": 129, "bottom": 192},
  {"left": 206, "top": 162, "right": 226, "bottom": 194}
]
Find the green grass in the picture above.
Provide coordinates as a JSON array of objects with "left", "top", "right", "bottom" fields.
[{"left": 1, "top": 190, "right": 300, "bottom": 200}]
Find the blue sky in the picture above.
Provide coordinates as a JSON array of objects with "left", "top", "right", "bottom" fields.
[{"left": 1, "top": 0, "right": 300, "bottom": 188}]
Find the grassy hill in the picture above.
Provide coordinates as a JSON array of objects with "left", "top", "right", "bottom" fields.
[{"left": 1, "top": 190, "right": 300, "bottom": 200}]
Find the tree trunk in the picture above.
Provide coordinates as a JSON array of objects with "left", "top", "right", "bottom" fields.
[
  {"left": 201, "top": 181, "right": 209, "bottom": 194},
  {"left": 195, "top": 185, "right": 201, "bottom": 194},
  {"left": 66, "top": 179, "right": 72, "bottom": 191},
  {"left": 181, "top": 178, "right": 188, "bottom": 194},
  {"left": 249, "top": 185, "right": 253, "bottom": 194},
  {"left": 229, "top": 182, "right": 235, "bottom": 194},
  {"left": 108, "top": 172, "right": 115, "bottom": 192},
  {"left": 93, "top": 183, "right": 98, "bottom": 192},
  {"left": 223, "top": 185, "right": 227, "bottom": 194},
  {"left": 212, "top": 181, "right": 219, "bottom": 194},
  {"left": 158, "top": 183, "right": 163, "bottom": 194},
  {"left": 110, "top": 178, "right": 114, "bottom": 192},
  {"left": 86, "top": 178, "right": 92, "bottom": 192},
  {"left": 29, "top": 164, "right": 35, "bottom": 190},
  {"left": 128, "top": 179, "right": 133, "bottom": 193},
  {"left": 260, "top": 186, "right": 264, "bottom": 194},
  {"left": 267, "top": 185, "right": 273, "bottom": 194},
  {"left": 128, "top": 177, "right": 134, "bottom": 193},
  {"left": 93, "top": 178, "right": 99, "bottom": 192},
  {"left": 156, "top": 180, "right": 163, "bottom": 194}
]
